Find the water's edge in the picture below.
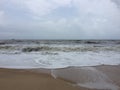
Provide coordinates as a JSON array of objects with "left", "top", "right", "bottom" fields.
[{"left": 1, "top": 65, "right": 120, "bottom": 90}]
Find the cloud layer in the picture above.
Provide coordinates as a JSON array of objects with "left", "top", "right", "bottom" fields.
[{"left": 0, "top": 0, "right": 120, "bottom": 39}]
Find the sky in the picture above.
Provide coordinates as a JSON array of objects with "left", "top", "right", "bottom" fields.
[{"left": 0, "top": 0, "right": 120, "bottom": 39}]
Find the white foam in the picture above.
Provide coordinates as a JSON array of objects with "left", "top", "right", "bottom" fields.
[
  {"left": 0, "top": 51, "right": 120, "bottom": 69},
  {"left": 76, "top": 67, "right": 120, "bottom": 90},
  {"left": 78, "top": 82, "right": 119, "bottom": 90}
]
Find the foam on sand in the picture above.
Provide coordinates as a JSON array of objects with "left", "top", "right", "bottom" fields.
[
  {"left": 50, "top": 67, "right": 120, "bottom": 90},
  {"left": 0, "top": 51, "right": 120, "bottom": 69}
]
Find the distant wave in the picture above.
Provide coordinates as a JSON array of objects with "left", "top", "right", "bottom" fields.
[
  {"left": 0, "top": 40, "right": 120, "bottom": 45},
  {"left": 0, "top": 40, "right": 120, "bottom": 54},
  {"left": 21, "top": 45, "right": 120, "bottom": 52},
  {"left": 0, "top": 45, "right": 120, "bottom": 53}
]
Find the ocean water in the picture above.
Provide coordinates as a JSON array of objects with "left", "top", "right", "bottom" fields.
[{"left": 0, "top": 40, "right": 120, "bottom": 69}]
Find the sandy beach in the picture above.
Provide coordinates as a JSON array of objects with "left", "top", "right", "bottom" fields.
[
  {"left": 0, "top": 65, "right": 120, "bottom": 90},
  {"left": 0, "top": 68, "right": 92, "bottom": 90}
]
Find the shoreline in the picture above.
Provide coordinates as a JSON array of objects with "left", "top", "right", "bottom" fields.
[
  {"left": 0, "top": 68, "right": 92, "bottom": 90},
  {"left": 0, "top": 65, "right": 120, "bottom": 90}
]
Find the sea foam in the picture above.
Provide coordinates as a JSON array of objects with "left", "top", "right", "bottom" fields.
[{"left": 0, "top": 40, "right": 120, "bottom": 69}]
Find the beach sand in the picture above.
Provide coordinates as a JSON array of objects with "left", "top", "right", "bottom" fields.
[
  {"left": 0, "top": 65, "right": 120, "bottom": 90},
  {"left": 0, "top": 68, "right": 92, "bottom": 90}
]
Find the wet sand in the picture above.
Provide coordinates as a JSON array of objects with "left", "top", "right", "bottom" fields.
[
  {"left": 0, "top": 68, "right": 93, "bottom": 90},
  {"left": 0, "top": 65, "right": 120, "bottom": 90},
  {"left": 51, "top": 65, "right": 120, "bottom": 90},
  {"left": 96, "top": 65, "right": 120, "bottom": 87}
]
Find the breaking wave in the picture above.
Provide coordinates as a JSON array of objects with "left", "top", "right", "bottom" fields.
[
  {"left": 0, "top": 40, "right": 120, "bottom": 69},
  {"left": 21, "top": 45, "right": 120, "bottom": 52}
]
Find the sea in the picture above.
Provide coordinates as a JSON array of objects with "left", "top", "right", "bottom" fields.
[{"left": 0, "top": 40, "right": 120, "bottom": 69}]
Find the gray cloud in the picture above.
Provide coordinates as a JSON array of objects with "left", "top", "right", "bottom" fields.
[
  {"left": 0, "top": 0, "right": 120, "bottom": 39},
  {"left": 111, "top": 0, "right": 120, "bottom": 8}
]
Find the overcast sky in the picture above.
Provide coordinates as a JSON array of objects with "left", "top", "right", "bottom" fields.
[{"left": 0, "top": 0, "right": 120, "bottom": 39}]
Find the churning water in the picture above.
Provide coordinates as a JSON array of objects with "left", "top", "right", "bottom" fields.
[{"left": 0, "top": 40, "right": 120, "bottom": 69}]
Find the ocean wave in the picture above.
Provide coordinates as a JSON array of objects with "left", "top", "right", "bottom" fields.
[
  {"left": 21, "top": 46, "right": 120, "bottom": 52},
  {"left": 0, "top": 40, "right": 120, "bottom": 54},
  {"left": 0, "top": 45, "right": 120, "bottom": 53},
  {"left": 0, "top": 40, "right": 120, "bottom": 45},
  {"left": 0, "top": 46, "right": 12, "bottom": 49}
]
